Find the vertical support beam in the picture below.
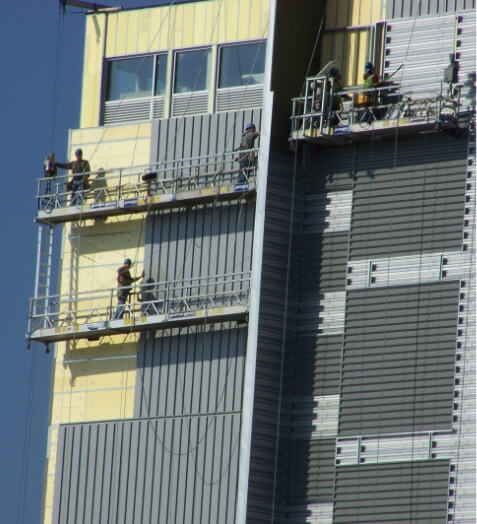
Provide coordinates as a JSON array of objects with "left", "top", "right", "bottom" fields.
[{"left": 235, "top": 1, "right": 277, "bottom": 522}]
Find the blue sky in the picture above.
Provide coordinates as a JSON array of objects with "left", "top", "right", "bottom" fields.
[{"left": 0, "top": 1, "right": 171, "bottom": 522}]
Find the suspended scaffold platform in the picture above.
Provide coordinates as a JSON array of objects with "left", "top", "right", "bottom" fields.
[
  {"left": 36, "top": 149, "right": 257, "bottom": 224},
  {"left": 290, "top": 75, "right": 466, "bottom": 146},
  {"left": 27, "top": 272, "right": 250, "bottom": 344}
]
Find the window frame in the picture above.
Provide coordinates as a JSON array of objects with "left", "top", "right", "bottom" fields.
[
  {"left": 216, "top": 39, "right": 266, "bottom": 91},
  {"left": 172, "top": 46, "right": 212, "bottom": 95}
]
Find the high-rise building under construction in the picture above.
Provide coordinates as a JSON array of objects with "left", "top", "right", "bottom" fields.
[{"left": 28, "top": 0, "right": 476, "bottom": 522}]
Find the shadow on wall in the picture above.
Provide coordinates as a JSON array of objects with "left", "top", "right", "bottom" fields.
[{"left": 63, "top": 340, "right": 137, "bottom": 386}]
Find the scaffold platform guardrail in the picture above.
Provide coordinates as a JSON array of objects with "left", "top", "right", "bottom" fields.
[
  {"left": 36, "top": 149, "right": 257, "bottom": 224},
  {"left": 27, "top": 272, "right": 250, "bottom": 344},
  {"left": 290, "top": 75, "right": 465, "bottom": 145}
]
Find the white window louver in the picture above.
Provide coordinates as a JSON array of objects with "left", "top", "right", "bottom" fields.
[
  {"left": 171, "top": 92, "right": 209, "bottom": 117},
  {"left": 103, "top": 96, "right": 165, "bottom": 124},
  {"left": 216, "top": 86, "right": 263, "bottom": 112}
]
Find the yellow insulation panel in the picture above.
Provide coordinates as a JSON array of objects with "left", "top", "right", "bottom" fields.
[
  {"left": 104, "top": 0, "right": 269, "bottom": 57},
  {"left": 80, "top": 13, "right": 106, "bottom": 129},
  {"left": 321, "top": 0, "right": 385, "bottom": 87}
]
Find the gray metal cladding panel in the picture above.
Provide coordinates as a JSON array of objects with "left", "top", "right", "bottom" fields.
[
  {"left": 340, "top": 281, "right": 460, "bottom": 436},
  {"left": 300, "top": 232, "right": 348, "bottom": 292},
  {"left": 53, "top": 415, "right": 241, "bottom": 524},
  {"left": 152, "top": 108, "right": 262, "bottom": 164},
  {"left": 349, "top": 138, "right": 468, "bottom": 260},
  {"left": 387, "top": 0, "right": 475, "bottom": 17},
  {"left": 287, "top": 439, "right": 336, "bottom": 504},
  {"left": 334, "top": 460, "right": 450, "bottom": 523},
  {"left": 306, "top": 148, "right": 355, "bottom": 193},
  {"left": 145, "top": 200, "right": 255, "bottom": 283},
  {"left": 248, "top": 157, "right": 304, "bottom": 521},
  {"left": 294, "top": 335, "right": 343, "bottom": 396},
  {"left": 134, "top": 325, "right": 246, "bottom": 418}
]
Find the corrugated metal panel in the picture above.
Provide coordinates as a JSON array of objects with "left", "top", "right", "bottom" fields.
[
  {"left": 279, "top": 503, "right": 333, "bottom": 524},
  {"left": 307, "top": 148, "right": 355, "bottom": 193},
  {"left": 152, "top": 108, "right": 262, "bottom": 163},
  {"left": 291, "top": 395, "right": 340, "bottom": 440},
  {"left": 247, "top": 156, "right": 304, "bottom": 523},
  {"left": 303, "top": 192, "right": 352, "bottom": 234},
  {"left": 134, "top": 326, "right": 246, "bottom": 418},
  {"left": 300, "top": 290, "right": 345, "bottom": 336},
  {"left": 287, "top": 439, "right": 336, "bottom": 504},
  {"left": 387, "top": 0, "right": 475, "bottom": 18},
  {"left": 349, "top": 135, "right": 468, "bottom": 260},
  {"left": 340, "top": 281, "right": 460, "bottom": 436},
  {"left": 294, "top": 334, "right": 343, "bottom": 396},
  {"left": 457, "top": 10, "right": 476, "bottom": 110},
  {"left": 336, "top": 434, "right": 433, "bottom": 465},
  {"left": 300, "top": 232, "right": 349, "bottom": 292},
  {"left": 333, "top": 460, "right": 450, "bottom": 523},
  {"left": 216, "top": 86, "right": 264, "bottom": 112},
  {"left": 384, "top": 14, "right": 456, "bottom": 99},
  {"left": 53, "top": 415, "right": 241, "bottom": 523},
  {"left": 347, "top": 250, "right": 473, "bottom": 289}
]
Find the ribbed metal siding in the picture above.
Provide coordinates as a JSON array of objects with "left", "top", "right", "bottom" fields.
[
  {"left": 294, "top": 335, "right": 343, "bottom": 397},
  {"left": 387, "top": 0, "right": 475, "bottom": 18},
  {"left": 340, "top": 281, "right": 460, "bottom": 436},
  {"left": 457, "top": 10, "right": 477, "bottom": 110},
  {"left": 334, "top": 460, "right": 450, "bottom": 523},
  {"left": 287, "top": 439, "right": 336, "bottom": 504},
  {"left": 384, "top": 14, "right": 456, "bottom": 99},
  {"left": 300, "top": 232, "right": 348, "bottom": 293},
  {"left": 246, "top": 157, "right": 303, "bottom": 523},
  {"left": 349, "top": 135, "right": 468, "bottom": 260},
  {"left": 53, "top": 416, "right": 240, "bottom": 523},
  {"left": 145, "top": 201, "right": 255, "bottom": 284},
  {"left": 135, "top": 326, "right": 246, "bottom": 418},
  {"left": 152, "top": 108, "right": 262, "bottom": 163}
]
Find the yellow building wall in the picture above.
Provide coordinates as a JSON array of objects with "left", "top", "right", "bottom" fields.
[
  {"left": 321, "top": 0, "right": 386, "bottom": 86},
  {"left": 43, "top": 125, "right": 150, "bottom": 523},
  {"left": 80, "top": 0, "right": 270, "bottom": 127}
]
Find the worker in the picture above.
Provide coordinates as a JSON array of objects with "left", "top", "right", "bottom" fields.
[
  {"left": 236, "top": 123, "right": 260, "bottom": 183},
  {"left": 43, "top": 153, "right": 57, "bottom": 194},
  {"left": 329, "top": 67, "right": 345, "bottom": 109},
  {"left": 357, "top": 62, "right": 382, "bottom": 120},
  {"left": 363, "top": 61, "right": 380, "bottom": 87},
  {"left": 55, "top": 148, "right": 91, "bottom": 206},
  {"left": 112, "top": 259, "right": 145, "bottom": 320},
  {"left": 139, "top": 277, "right": 159, "bottom": 316}
]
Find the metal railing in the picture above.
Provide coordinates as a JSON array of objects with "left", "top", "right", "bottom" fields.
[
  {"left": 27, "top": 272, "right": 251, "bottom": 334},
  {"left": 37, "top": 149, "right": 258, "bottom": 212},
  {"left": 290, "top": 75, "right": 462, "bottom": 138}
]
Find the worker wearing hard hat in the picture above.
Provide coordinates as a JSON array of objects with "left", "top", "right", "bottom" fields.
[
  {"left": 363, "top": 62, "right": 380, "bottom": 87},
  {"left": 55, "top": 148, "right": 91, "bottom": 206},
  {"left": 112, "top": 258, "right": 145, "bottom": 320},
  {"left": 237, "top": 122, "right": 260, "bottom": 183}
]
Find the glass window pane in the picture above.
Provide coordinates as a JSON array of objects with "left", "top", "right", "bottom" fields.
[
  {"left": 154, "top": 54, "right": 168, "bottom": 96},
  {"left": 107, "top": 57, "right": 154, "bottom": 101},
  {"left": 174, "top": 49, "right": 211, "bottom": 93},
  {"left": 219, "top": 42, "right": 265, "bottom": 88}
]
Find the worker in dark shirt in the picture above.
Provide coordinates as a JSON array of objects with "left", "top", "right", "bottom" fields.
[
  {"left": 112, "top": 258, "right": 145, "bottom": 320},
  {"left": 237, "top": 123, "right": 260, "bottom": 183},
  {"left": 55, "top": 148, "right": 91, "bottom": 206}
]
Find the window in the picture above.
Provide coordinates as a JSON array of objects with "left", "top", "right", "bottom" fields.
[
  {"left": 107, "top": 57, "right": 153, "bottom": 101},
  {"left": 174, "top": 49, "right": 211, "bottom": 93},
  {"left": 154, "top": 55, "right": 168, "bottom": 96},
  {"left": 219, "top": 42, "right": 265, "bottom": 88},
  {"left": 106, "top": 54, "right": 168, "bottom": 101}
]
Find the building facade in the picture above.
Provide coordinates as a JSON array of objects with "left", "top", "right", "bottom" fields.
[{"left": 28, "top": 0, "right": 475, "bottom": 522}]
